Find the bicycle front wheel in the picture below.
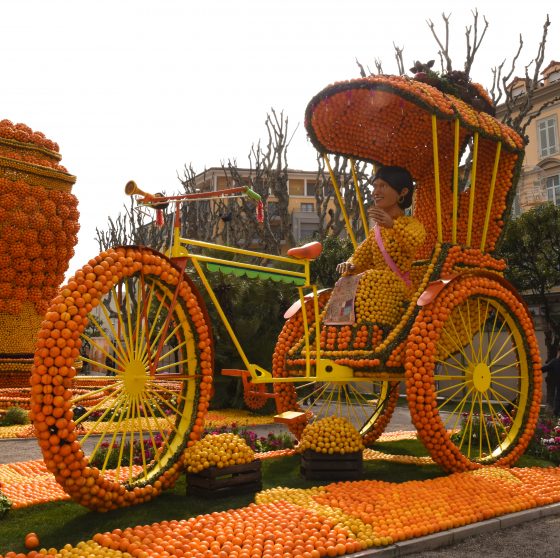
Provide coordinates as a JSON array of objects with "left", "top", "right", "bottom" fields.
[{"left": 31, "top": 246, "right": 213, "bottom": 510}]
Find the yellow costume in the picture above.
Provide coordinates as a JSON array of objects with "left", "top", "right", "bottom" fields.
[{"left": 349, "top": 215, "right": 426, "bottom": 328}]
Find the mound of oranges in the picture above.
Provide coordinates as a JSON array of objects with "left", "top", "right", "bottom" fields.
[
  {"left": 299, "top": 416, "right": 364, "bottom": 455},
  {"left": 185, "top": 433, "right": 255, "bottom": 473}
]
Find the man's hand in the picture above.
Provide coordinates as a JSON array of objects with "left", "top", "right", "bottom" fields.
[
  {"left": 336, "top": 261, "right": 355, "bottom": 275},
  {"left": 368, "top": 207, "right": 394, "bottom": 228}
]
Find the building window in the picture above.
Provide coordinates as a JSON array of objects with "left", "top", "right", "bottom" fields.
[
  {"left": 546, "top": 175, "right": 560, "bottom": 205},
  {"left": 305, "top": 180, "right": 316, "bottom": 197},
  {"left": 289, "top": 179, "right": 304, "bottom": 196},
  {"left": 300, "top": 203, "right": 314, "bottom": 213},
  {"left": 537, "top": 116, "right": 558, "bottom": 158}
]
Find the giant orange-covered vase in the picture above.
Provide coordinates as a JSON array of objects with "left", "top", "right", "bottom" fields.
[{"left": 0, "top": 120, "right": 79, "bottom": 390}]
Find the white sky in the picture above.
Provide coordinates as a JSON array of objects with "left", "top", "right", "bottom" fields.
[{"left": 1, "top": 0, "right": 558, "bottom": 274}]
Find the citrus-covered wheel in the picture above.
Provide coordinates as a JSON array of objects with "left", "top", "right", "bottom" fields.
[
  {"left": 273, "top": 291, "right": 399, "bottom": 443},
  {"left": 31, "top": 246, "right": 213, "bottom": 510},
  {"left": 405, "top": 274, "right": 542, "bottom": 472}
]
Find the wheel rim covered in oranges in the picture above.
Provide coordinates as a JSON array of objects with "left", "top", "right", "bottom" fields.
[
  {"left": 405, "top": 273, "right": 541, "bottom": 471},
  {"left": 31, "top": 246, "right": 213, "bottom": 510}
]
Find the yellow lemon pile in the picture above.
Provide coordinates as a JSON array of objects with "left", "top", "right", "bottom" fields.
[
  {"left": 184, "top": 433, "right": 255, "bottom": 473},
  {"left": 298, "top": 416, "right": 364, "bottom": 455}
]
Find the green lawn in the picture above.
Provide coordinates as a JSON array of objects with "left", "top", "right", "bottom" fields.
[{"left": 0, "top": 443, "right": 554, "bottom": 554}]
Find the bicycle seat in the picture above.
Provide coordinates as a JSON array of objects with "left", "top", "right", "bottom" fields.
[{"left": 287, "top": 241, "right": 322, "bottom": 260}]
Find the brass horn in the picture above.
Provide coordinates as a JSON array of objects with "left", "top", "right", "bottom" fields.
[{"left": 125, "top": 180, "right": 151, "bottom": 198}]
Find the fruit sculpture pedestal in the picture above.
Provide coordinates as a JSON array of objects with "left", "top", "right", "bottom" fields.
[
  {"left": 300, "top": 450, "right": 363, "bottom": 481},
  {"left": 186, "top": 460, "right": 262, "bottom": 498}
]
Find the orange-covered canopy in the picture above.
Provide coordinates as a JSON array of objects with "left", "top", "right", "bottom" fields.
[{"left": 304, "top": 75, "right": 524, "bottom": 171}]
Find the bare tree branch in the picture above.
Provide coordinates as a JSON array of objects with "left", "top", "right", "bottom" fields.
[
  {"left": 464, "top": 9, "right": 489, "bottom": 77},
  {"left": 393, "top": 44, "right": 405, "bottom": 75},
  {"left": 427, "top": 13, "right": 452, "bottom": 74}
]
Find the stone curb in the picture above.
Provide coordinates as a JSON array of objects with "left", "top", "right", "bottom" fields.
[{"left": 349, "top": 502, "right": 560, "bottom": 557}]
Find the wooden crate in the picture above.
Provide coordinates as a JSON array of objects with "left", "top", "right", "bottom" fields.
[
  {"left": 186, "top": 460, "right": 262, "bottom": 498},
  {"left": 300, "top": 450, "right": 363, "bottom": 481}
]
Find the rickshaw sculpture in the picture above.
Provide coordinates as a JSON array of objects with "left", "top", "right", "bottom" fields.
[{"left": 32, "top": 73, "right": 542, "bottom": 510}]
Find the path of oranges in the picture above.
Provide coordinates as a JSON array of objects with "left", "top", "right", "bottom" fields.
[
  {"left": 0, "top": 431, "right": 420, "bottom": 509},
  {"left": 2, "top": 466, "right": 560, "bottom": 558}
]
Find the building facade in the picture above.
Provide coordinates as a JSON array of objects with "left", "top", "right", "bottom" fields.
[
  {"left": 192, "top": 167, "right": 332, "bottom": 247},
  {"left": 497, "top": 61, "right": 560, "bottom": 215}
]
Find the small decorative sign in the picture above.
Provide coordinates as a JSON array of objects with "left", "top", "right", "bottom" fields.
[{"left": 323, "top": 274, "right": 362, "bottom": 325}]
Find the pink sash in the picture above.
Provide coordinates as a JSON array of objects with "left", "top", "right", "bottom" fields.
[{"left": 374, "top": 225, "right": 412, "bottom": 288}]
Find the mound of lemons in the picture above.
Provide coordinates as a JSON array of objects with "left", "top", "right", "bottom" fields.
[
  {"left": 298, "top": 416, "right": 364, "bottom": 454},
  {"left": 184, "top": 433, "right": 255, "bottom": 473}
]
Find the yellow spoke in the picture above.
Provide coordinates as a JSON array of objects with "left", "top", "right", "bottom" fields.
[
  {"left": 344, "top": 385, "right": 363, "bottom": 428},
  {"left": 435, "top": 358, "right": 467, "bottom": 374},
  {"left": 439, "top": 381, "right": 472, "bottom": 412},
  {"left": 158, "top": 339, "right": 191, "bottom": 362},
  {"left": 434, "top": 380, "right": 470, "bottom": 394},
  {"left": 448, "top": 308, "right": 475, "bottom": 364},
  {"left": 127, "top": 388, "right": 138, "bottom": 484},
  {"left": 143, "top": 387, "right": 181, "bottom": 435},
  {"left": 314, "top": 384, "right": 338, "bottom": 421},
  {"left": 488, "top": 327, "right": 514, "bottom": 362},
  {"left": 446, "top": 387, "right": 473, "bottom": 434},
  {"left": 336, "top": 385, "right": 343, "bottom": 418},
  {"left": 80, "top": 356, "right": 121, "bottom": 376},
  {"left": 441, "top": 325, "right": 472, "bottom": 366},
  {"left": 114, "top": 396, "right": 134, "bottom": 483},
  {"left": 490, "top": 379, "right": 522, "bottom": 396},
  {"left": 346, "top": 383, "right": 372, "bottom": 424},
  {"left": 71, "top": 382, "right": 122, "bottom": 406},
  {"left": 434, "top": 374, "right": 468, "bottom": 381},
  {"left": 484, "top": 309, "right": 507, "bottom": 363},
  {"left": 490, "top": 346, "right": 518, "bottom": 369},
  {"left": 98, "top": 294, "right": 130, "bottom": 361},
  {"left": 483, "top": 391, "right": 506, "bottom": 449},
  {"left": 86, "top": 309, "right": 127, "bottom": 365},
  {"left": 477, "top": 298, "right": 488, "bottom": 362},
  {"left": 491, "top": 361, "right": 521, "bottom": 375},
  {"left": 296, "top": 382, "right": 329, "bottom": 406},
  {"left": 459, "top": 303, "right": 478, "bottom": 365},
  {"left": 138, "top": 282, "right": 165, "bottom": 362},
  {"left": 487, "top": 386, "right": 517, "bottom": 420},
  {"left": 137, "top": 391, "right": 165, "bottom": 471},
  {"left": 145, "top": 387, "right": 184, "bottom": 417},
  {"left": 145, "top": 295, "right": 175, "bottom": 357},
  {"left": 87, "top": 391, "right": 129, "bottom": 461},
  {"left": 442, "top": 385, "right": 475, "bottom": 429},
  {"left": 134, "top": 278, "right": 144, "bottom": 357},
  {"left": 123, "top": 278, "right": 137, "bottom": 360},
  {"left": 80, "top": 334, "right": 125, "bottom": 372},
  {"left": 458, "top": 394, "right": 477, "bottom": 456},
  {"left": 132, "top": 396, "right": 148, "bottom": 479},
  {"left": 99, "top": 399, "right": 131, "bottom": 475},
  {"left": 154, "top": 356, "right": 197, "bottom": 374},
  {"left": 145, "top": 380, "right": 186, "bottom": 400},
  {"left": 76, "top": 387, "right": 125, "bottom": 436},
  {"left": 477, "top": 394, "right": 486, "bottom": 458},
  {"left": 139, "top": 390, "right": 174, "bottom": 466}
]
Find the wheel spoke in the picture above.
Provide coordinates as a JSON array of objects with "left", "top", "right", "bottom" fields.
[
  {"left": 458, "top": 394, "right": 478, "bottom": 456},
  {"left": 483, "top": 391, "right": 506, "bottom": 451},
  {"left": 490, "top": 379, "right": 522, "bottom": 395},
  {"left": 155, "top": 356, "right": 197, "bottom": 374},
  {"left": 77, "top": 387, "right": 126, "bottom": 439},
  {"left": 484, "top": 309, "right": 507, "bottom": 363},
  {"left": 439, "top": 381, "right": 471, "bottom": 412},
  {"left": 441, "top": 324, "right": 472, "bottom": 365},
  {"left": 459, "top": 302, "right": 478, "bottom": 365},
  {"left": 490, "top": 343, "right": 517, "bottom": 367},
  {"left": 138, "top": 391, "right": 166, "bottom": 471},
  {"left": 435, "top": 358, "right": 467, "bottom": 374},
  {"left": 487, "top": 386, "right": 517, "bottom": 419},
  {"left": 71, "top": 382, "right": 122, "bottom": 407},
  {"left": 100, "top": 292, "right": 130, "bottom": 362},
  {"left": 442, "top": 384, "right": 474, "bottom": 429},
  {"left": 86, "top": 308, "right": 127, "bottom": 366}
]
